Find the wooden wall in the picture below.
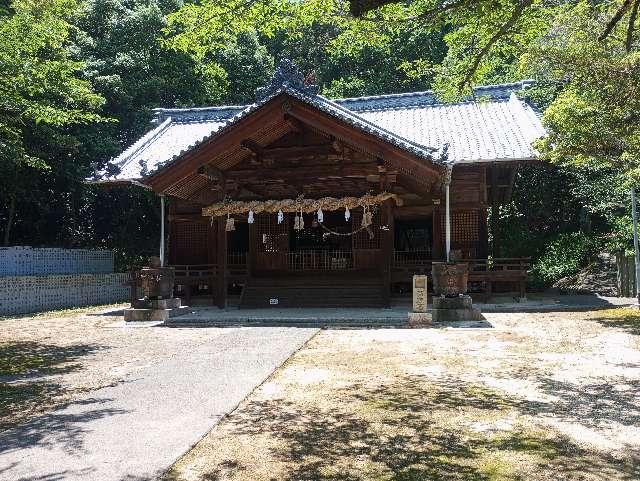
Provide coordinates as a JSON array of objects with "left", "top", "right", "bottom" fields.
[{"left": 167, "top": 164, "right": 505, "bottom": 265}]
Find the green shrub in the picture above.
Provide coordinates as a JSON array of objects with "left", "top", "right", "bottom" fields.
[{"left": 530, "top": 232, "right": 599, "bottom": 288}]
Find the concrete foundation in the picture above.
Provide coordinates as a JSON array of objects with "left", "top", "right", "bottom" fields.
[{"left": 431, "top": 295, "right": 482, "bottom": 322}]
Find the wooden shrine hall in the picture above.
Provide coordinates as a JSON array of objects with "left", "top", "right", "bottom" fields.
[{"left": 100, "top": 60, "right": 545, "bottom": 308}]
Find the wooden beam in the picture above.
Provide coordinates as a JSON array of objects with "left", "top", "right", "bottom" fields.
[
  {"left": 215, "top": 217, "right": 227, "bottom": 309},
  {"left": 261, "top": 143, "right": 337, "bottom": 158},
  {"left": 285, "top": 99, "right": 443, "bottom": 179},
  {"left": 240, "top": 139, "right": 263, "bottom": 156},
  {"left": 283, "top": 113, "right": 304, "bottom": 133}
]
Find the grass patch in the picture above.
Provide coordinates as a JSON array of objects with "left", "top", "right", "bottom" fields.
[
  {"left": 0, "top": 341, "right": 99, "bottom": 377},
  {"left": 0, "top": 303, "right": 125, "bottom": 322},
  {"left": 0, "top": 341, "right": 103, "bottom": 430},
  {"left": 0, "top": 382, "right": 63, "bottom": 430},
  {"left": 592, "top": 307, "right": 640, "bottom": 335}
]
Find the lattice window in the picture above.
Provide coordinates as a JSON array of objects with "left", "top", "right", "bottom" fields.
[
  {"left": 172, "top": 221, "right": 209, "bottom": 264},
  {"left": 352, "top": 208, "right": 382, "bottom": 250},
  {"left": 254, "top": 213, "right": 289, "bottom": 253},
  {"left": 440, "top": 210, "right": 481, "bottom": 258}
]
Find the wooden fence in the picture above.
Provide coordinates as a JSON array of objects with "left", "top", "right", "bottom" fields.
[{"left": 616, "top": 253, "right": 637, "bottom": 297}]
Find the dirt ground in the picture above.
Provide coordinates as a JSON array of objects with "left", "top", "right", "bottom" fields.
[
  {"left": 165, "top": 308, "right": 640, "bottom": 481},
  {"left": 0, "top": 304, "right": 230, "bottom": 431}
]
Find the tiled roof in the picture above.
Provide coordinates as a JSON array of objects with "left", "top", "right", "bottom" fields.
[{"left": 98, "top": 79, "right": 544, "bottom": 182}]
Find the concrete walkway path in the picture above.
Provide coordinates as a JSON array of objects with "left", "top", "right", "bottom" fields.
[{"left": 0, "top": 327, "right": 317, "bottom": 481}]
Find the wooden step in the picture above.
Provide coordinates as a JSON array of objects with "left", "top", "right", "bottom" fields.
[{"left": 240, "top": 276, "right": 387, "bottom": 308}]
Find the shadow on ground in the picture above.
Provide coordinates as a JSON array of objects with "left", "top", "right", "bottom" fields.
[
  {"left": 173, "top": 375, "right": 639, "bottom": 481},
  {"left": 0, "top": 395, "right": 126, "bottom": 457},
  {"left": 0, "top": 341, "right": 105, "bottom": 431},
  {"left": 592, "top": 308, "right": 640, "bottom": 335}
]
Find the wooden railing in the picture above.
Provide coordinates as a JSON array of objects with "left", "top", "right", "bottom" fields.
[
  {"left": 394, "top": 249, "right": 432, "bottom": 267},
  {"left": 286, "top": 250, "right": 354, "bottom": 271},
  {"left": 467, "top": 258, "right": 530, "bottom": 274},
  {"left": 227, "top": 251, "right": 247, "bottom": 267},
  {"left": 172, "top": 264, "right": 217, "bottom": 280}
]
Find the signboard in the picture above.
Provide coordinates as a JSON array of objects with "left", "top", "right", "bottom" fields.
[{"left": 412, "top": 275, "right": 428, "bottom": 313}]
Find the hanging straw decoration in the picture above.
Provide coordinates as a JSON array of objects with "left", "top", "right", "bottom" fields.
[
  {"left": 361, "top": 205, "right": 373, "bottom": 228},
  {"left": 225, "top": 213, "right": 235, "bottom": 232},
  {"left": 345, "top": 207, "right": 350, "bottom": 221},
  {"left": 317, "top": 208, "right": 324, "bottom": 223},
  {"left": 298, "top": 209, "right": 305, "bottom": 230},
  {"left": 202, "top": 192, "right": 401, "bottom": 217},
  {"left": 248, "top": 210, "right": 254, "bottom": 224},
  {"left": 277, "top": 210, "right": 284, "bottom": 224}
]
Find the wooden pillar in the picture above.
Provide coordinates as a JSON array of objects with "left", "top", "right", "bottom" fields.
[
  {"left": 479, "top": 207, "right": 489, "bottom": 258},
  {"left": 247, "top": 220, "right": 256, "bottom": 277},
  {"left": 433, "top": 204, "right": 443, "bottom": 260},
  {"left": 216, "top": 217, "right": 227, "bottom": 309},
  {"left": 381, "top": 200, "right": 394, "bottom": 306},
  {"left": 490, "top": 166, "right": 500, "bottom": 258},
  {"left": 159, "top": 195, "right": 166, "bottom": 266}
]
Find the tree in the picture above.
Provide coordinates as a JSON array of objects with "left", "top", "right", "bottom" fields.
[
  {"left": 0, "top": 0, "right": 105, "bottom": 245},
  {"left": 216, "top": 31, "right": 275, "bottom": 104},
  {"left": 521, "top": 3, "right": 640, "bottom": 177}
]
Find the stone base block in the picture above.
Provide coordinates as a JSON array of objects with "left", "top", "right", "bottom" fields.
[
  {"left": 432, "top": 295, "right": 473, "bottom": 310},
  {"left": 431, "top": 308, "right": 482, "bottom": 322},
  {"left": 407, "top": 312, "right": 432, "bottom": 327},
  {"left": 133, "top": 297, "right": 181, "bottom": 309},
  {"left": 124, "top": 306, "right": 189, "bottom": 322},
  {"left": 431, "top": 294, "right": 482, "bottom": 322}
]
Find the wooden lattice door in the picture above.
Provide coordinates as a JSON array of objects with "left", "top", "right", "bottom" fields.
[
  {"left": 351, "top": 208, "right": 382, "bottom": 269},
  {"left": 253, "top": 213, "right": 289, "bottom": 271},
  {"left": 170, "top": 220, "right": 211, "bottom": 265}
]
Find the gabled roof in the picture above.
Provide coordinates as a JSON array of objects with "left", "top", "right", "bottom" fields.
[{"left": 97, "top": 61, "right": 544, "bottom": 183}]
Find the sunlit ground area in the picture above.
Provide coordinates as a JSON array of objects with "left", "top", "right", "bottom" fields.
[
  {"left": 0, "top": 305, "right": 229, "bottom": 431},
  {"left": 166, "top": 308, "right": 640, "bottom": 481}
]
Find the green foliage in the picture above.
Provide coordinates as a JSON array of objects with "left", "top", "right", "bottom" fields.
[
  {"left": 0, "top": 0, "right": 105, "bottom": 169},
  {"left": 216, "top": 31, "right": 275, "bottom": 104},
  {"left": 521, "top": 2, "right": 640, "bottom": 179},
  {"left": 498, "top": 163, "right": 630, "bottom": 287},
  {"left": 530, "top": 232, "right": 599, "bottom": 287},
  {"left": 1, "top": 0, "right": 638, "bottom": 279}
]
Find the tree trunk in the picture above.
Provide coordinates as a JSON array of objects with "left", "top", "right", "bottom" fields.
[{"left": 3, "top": 195, "right": 16, "bottom": 246}]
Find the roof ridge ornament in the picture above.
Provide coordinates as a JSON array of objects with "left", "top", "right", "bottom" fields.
[{"left": 255, "top": 59, "right": 319, "bottom": 102}]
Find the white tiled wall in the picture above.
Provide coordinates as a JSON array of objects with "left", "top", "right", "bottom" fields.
[
  {"left": 0, "top": 273, "right": 130, "bottom": 316},
  {"left": 0, "top": 247, "right": 114, "bottom": 276}
]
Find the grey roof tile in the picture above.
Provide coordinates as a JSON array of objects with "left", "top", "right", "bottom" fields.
[{"left": 100, "top": 80, "right": 544, "bottom": 182}]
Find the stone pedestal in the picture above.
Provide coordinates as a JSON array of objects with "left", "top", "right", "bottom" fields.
[
  {"left": 124, "top": 297, "right": 188, "bottom": 322},
  {"left": 408, "top": 312, "right": 432, "bottom": 327},
  {"left": 408, "top": 275, "right": 431, "bottom": 327},
  {"left": 431, "top": 295, "right": 482, "bottom": 322}
]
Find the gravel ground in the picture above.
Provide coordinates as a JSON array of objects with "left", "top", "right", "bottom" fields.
[{"left": 166, "top": 308, "right": 640, "bottom": 481}]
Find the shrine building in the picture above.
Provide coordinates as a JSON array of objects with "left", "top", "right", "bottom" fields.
[{"left": 99, "top": 60, "right": 545, "bottom": 308}]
